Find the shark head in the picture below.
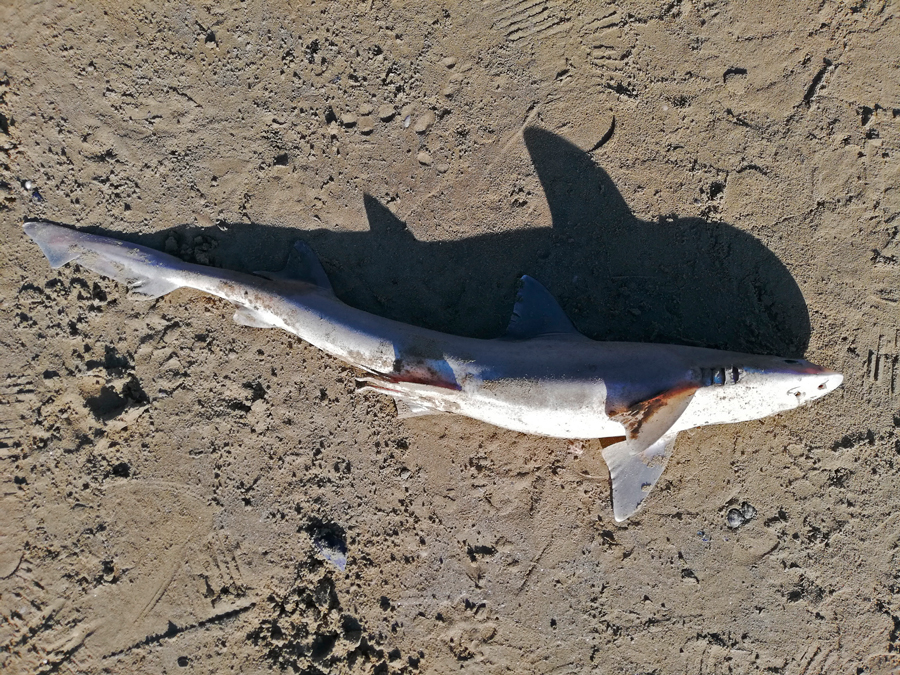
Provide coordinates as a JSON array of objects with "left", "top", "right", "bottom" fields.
[
  {"left": 687, "top": 355, "right": 843, "bottom": 427},
  {"left": 601, "top": 353, "right": 842, "bottom": 522}
]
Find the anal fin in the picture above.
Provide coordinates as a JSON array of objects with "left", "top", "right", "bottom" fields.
[
  {"left": 233, "top": 306, "right": 277, "bottom": 329},
  {"left": 395, "top": 398, "right": 443, "bottom": 419}
]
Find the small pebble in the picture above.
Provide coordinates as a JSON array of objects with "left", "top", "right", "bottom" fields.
[
  {"left": 377, "top": 104, "right": 395, "bottom": 121},
  {"left": 726, "top": 501, "right": 757, "bottom": 529},
  {"left": 312, "top": 530, "right": 347, "bottom": 571},
  {"left": 341, "top": 112, "right": 358, "bottom": 127},
  {"left": 400, "top": 468, "right": 411, "bottom": 480},
  {"left": 358, "top": 103, "right": 373, "bottom": 116},
  {"left": 194, "top": 212, "right": 214, "bottom": 229},
  {"left": 403, "top": 115, "right": 411, "bottom": 128},
  {"left": 413, "top": 111, "right": 435, "bottom": 133},
  {"left": 441, "top": 56, "right": 458, "bottom": 68},
  {"left": 726, "top": 509, "right": 745, "bottom": 529},
  {"left": 740, "top": 501, "right": 757, "bottom": 521},
  {"left": 416, "top": 151, "right": 432, "bottom": 166},
  {"left": 436, "top": 162, "right": 450, "bottom": 174},
  {"left": 442, "top": 77, "right": 461, "bottom": 97},
  {"left": 358, "top": 116, "right": 375, "bottom": 134},
  {"left": 24, "top": 180, "right": 33, "bottom": 190}
]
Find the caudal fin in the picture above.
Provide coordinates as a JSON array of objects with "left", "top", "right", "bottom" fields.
[{"left": 23, "top": 221, "right": 186, "bottom": 299}]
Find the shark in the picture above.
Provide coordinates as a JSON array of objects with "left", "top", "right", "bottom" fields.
[{"left": 23, "top": 220, "right": 843, "bottom": 521}]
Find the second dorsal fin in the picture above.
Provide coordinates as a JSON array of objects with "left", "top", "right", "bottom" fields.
[
  {"left": 255, "top": 240, "right": 334, "bottom": 294},
  {"left": 501, "top": 275, "right": 586, "bottom": 341}
]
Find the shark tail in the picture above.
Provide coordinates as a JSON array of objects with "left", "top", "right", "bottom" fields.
[{"left": 23, "top": 221, "right": 187, "bottom": 299}]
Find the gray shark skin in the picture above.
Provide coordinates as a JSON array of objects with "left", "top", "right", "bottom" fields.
[{"left": 23, "top": 221, "right": 843, "bottom": 521}]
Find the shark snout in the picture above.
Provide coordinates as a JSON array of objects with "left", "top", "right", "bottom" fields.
[
  {"left": 786, "top": 367, "right": 842, "bottom": 404},
  {"left": 815, "top": 370, "right": 843, "bottom": 395}
]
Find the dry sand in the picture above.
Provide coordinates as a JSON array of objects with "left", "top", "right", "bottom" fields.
[{"left": 1, "top": 1, "right": 899, "bottom": 673}]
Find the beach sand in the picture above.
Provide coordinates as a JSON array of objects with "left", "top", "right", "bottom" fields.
[{"left": 1, "top": 1, "right": 899, "bottom": 672}]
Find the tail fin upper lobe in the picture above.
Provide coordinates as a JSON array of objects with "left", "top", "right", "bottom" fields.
[{"left": 23, "top": 221, "right": 185, "bottom": 299}]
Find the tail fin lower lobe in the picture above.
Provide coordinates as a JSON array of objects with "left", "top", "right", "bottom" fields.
[{"left": 24, "top": 221, "right": 185, "bottom": 299}]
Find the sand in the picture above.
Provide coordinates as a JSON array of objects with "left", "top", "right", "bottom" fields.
[{"left": 1, "top": 1, "right": 899, "bottom": 673}]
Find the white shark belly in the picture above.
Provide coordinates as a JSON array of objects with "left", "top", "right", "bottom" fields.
[{"left": 448, "top": 376, "right": 620, "bottom": 439}]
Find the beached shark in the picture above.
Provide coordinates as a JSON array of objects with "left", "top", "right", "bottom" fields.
[{"left": 23, "top": 220, "right": 843, "bottom": 521}]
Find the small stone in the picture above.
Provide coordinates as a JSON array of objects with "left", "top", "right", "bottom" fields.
[
  {"left": 400, "top": 468, "right": 411, "bottom": 480},
  {"left": 341, "top": 112, "right": 358, "bottom": 127},
  {"left": 726, "top": 509, "right": 745, "bottom": 529},
  {"left": 24, "top": 180, "right": 33, "bottom": 190},
  {"left": 311, "top": 526, "right": 347, "bottom": 571},
  {"left": 358, "top": 103, "right": 373, "bottom": 115},
  {"left": 416, "top": 151, "right": 432, "bottom": 166},
  {"left": 785, "top": 443, "right": 805, "bottom": 458},
  {"left": 358, "top": 116, "right": 375, "bottom": 134},
  {"left": 740, "top": 501, "right": 757, "bottom": 521},
  {"left": 442, "top": 78, "right": 460, "bottom": 97},
  {"left": 436, "top": 162, "right": 450, "bottom": 174},
  {"left": 403, "top": 115, "right": 411, "bottom": 128},
  {"left": 441, "top": 56, "right": 457, "bottom": 68},
  {"left": 413, "top": 111, "right": 435, "bottom": 134},
  {"left": 377, "top": 104, "right": 395, "bottom": 121},
  {"left": 194, "top": 212, "right": 214, "bottom": 229}
]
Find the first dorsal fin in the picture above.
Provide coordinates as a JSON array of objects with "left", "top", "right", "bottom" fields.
[
  {"left": 255, "top": 240, "right": 334, "bottom": 294},
  {"left": 501, "top": 275, "right": 586, "bottom": 341}
]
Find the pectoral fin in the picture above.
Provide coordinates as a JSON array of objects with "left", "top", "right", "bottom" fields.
[
  {"left": 602, "top": 385, "right": 697, "bottom": 522},
  {"left": 602, "top": 430, "right": 680, "bottom": 522}
]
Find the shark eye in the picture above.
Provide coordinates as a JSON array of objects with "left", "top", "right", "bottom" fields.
[
  {"left": 731, "top": 366, "right": 740, "bottom": 383},
  {"left": 713, "top": 368, "right": 726, "bottom": 385}
]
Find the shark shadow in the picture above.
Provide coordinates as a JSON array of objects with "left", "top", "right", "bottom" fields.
[{"left": 73, "top": 128, "right": 810, "bottom": 357}]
